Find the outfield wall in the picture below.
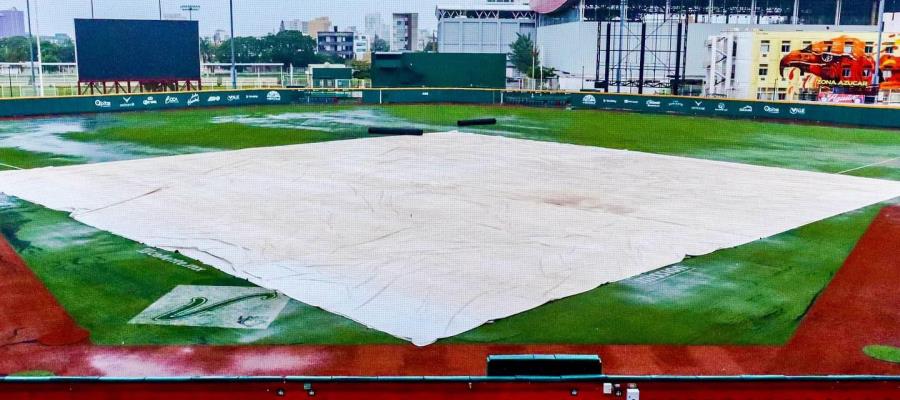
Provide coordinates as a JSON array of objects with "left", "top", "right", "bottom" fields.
[
  {"left": 1, "top": 88, "right": 898, "bottom": 129},
  {"left": 0, "top": 89, "right": 295, "bottom": 118}
]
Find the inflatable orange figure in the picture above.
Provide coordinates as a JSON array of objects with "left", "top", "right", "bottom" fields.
[
  {"left": 780, "top": 36, "right": 876, "bottom": 86},
  {"left": 879, "top": 34, "right": 899, "bottom": 90}
]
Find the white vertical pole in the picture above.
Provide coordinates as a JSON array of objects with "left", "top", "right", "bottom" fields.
[
  {"left": 792, "top": 0, "right": 800, "bottom": 24},
  {"left": 873, "top": 0, "right": 886, "bottom": 104},
  {"left": 25, "top": 0, "right": 36, "bottom": 95},
  {"left": 34, "top": 0, "right": 45, "bottom": 96},
  {"left": 750, "top": 0, "right": 757, "bottom": 23},
  {"left": 835, "top": 0, "right": 842, "bottom": 26}
]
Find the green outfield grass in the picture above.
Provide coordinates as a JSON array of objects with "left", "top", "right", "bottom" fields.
[{"left": 0, "top": 104, "right": 898, "bottom": 346}]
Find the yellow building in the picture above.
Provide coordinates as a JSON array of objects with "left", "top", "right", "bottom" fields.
[{"left": 706, "top": 29, "right": 897, "bottom": 101}]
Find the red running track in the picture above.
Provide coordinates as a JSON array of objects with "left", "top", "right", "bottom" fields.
[{"left": 0, "top": 206, "right": 898, "bottom": 376}]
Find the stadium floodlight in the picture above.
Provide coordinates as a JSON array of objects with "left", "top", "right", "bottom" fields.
[
  {"left": 180, "top": 4, "right": 200, "bottom": 21},
  {"left": 230, "top": 0, "right": 236, "bottom": 89},
  {"left": 25, "top": 0, "right": 37, "bottom": 95},
  {"left": 873, "top": 0, "right": 886, "bottom": 104},
  {"left": 31, "top": 0, "right": 45, "bottom": 97}
]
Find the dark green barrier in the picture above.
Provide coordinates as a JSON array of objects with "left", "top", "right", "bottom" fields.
[
  {"left": 569, "top": 93, "right": 900, "bottom": 129},
  {"left": 362, "top": 89, "right": 500, "bottom": 105},
  {"left": 0, "top": 88, "right": 896, "bottom": 130},
  {"left": 0, "top": 89, "right": 295, "bottom": 118}
]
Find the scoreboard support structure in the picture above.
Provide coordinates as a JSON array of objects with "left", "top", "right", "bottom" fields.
[{"left": 77, "top": 79, "right": 202, "bottom": 95}]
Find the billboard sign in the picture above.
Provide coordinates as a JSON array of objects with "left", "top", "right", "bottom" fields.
[
  {"left": 817, "top": 93, "right": 866, "bottom": 104},
  {"left": 781, "top": 34, "right": 900, "bottom": 94},
  {"left": 74, "top": 19, "right": 201, "bottom": 83}
]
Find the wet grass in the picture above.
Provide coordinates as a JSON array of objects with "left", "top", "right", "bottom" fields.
[
  {"left": 63, "top": 105, "right": 365, "bottom": 151},
  {"left": 0, "top": 147, "right": 82, "bottom": 170},
  {"left": 0, "top": 104, "right": 899, "bottom": 346},
  {"left": 384, "top": 105, "right": 900, "bottom": 180},
  {"left": 863, "top": 345, "right": 900, "bottom": 363}
]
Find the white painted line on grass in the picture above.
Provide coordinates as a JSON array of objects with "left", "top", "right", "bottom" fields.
[{"left": 838, "top": 157, "right": 900, "bottom": 175}]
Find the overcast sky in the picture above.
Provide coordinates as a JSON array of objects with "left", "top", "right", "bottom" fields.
[{"left": 0, "top": 0, "right": 444, "bottom": 37}]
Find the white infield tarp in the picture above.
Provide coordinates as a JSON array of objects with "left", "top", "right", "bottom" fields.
[{"left": 1, "top": 132, "right": 899, "bottom": 346}]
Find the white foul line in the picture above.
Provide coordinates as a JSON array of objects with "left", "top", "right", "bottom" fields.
[
  {"left": 838, "top": 157, "right": 900, "bottom": 175},
  {"left": 0, "top": 163, "right": 22, "bottom": 170}
]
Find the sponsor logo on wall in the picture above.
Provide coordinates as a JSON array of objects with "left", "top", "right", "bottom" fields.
[
  {"left": 789, "top": 107, "right": 806, "bottom": 115},
  {"left": 624, "top": 99, "right": 639, "bottom": 105},
  {"left": 120, "top": 97, "right": 135, "bottom": 108},
  {"left": 187, "top": 93, "right": 200, "bottom": 106},
  {"left": 245, "top": 94, "right": 259, "bottom": 99},
  {"left": 667, "top": 100, "right": 684, "bottom": 108},
  {"left": 94, "top": 99, "right": 112, "bottom": 108},
  {"left": 266, "top": 91, "right": 282, "bottom": 102},
  {"left": 715, "top": 103, "right": 728, "bottom": 112},
  {"left": 690, "top": 101, "right": 705, "bottom": 111},
  {"left": 645, "top": 100, "right": 661, "bottom": 108},
  {"left": 207, "top": 95, "right": 221, "bottom": 103},
  {"left": 582, "top": 95, "right": 597, "bottom": 105},
  {"left": 227, "top": 95, "right": 241, "bottom": 102},
  {"left": 602, "top": 99, "right": 617, "bottom": 104},
  {"left": 764, "top": 105, "right": 781, "bottom": 114},
  {"left": 739, "top": 105, "right": 754, "bottom": 112},
  {"left": 142, "top": 96, "right": 158, "bottom": 106},
  {"left": 165, "top": 96, "right": 180, "bottom": 105}
]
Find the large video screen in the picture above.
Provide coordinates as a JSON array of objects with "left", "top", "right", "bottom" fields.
[{"left": 74, "top": 19, "right": 200, "bottom": 82}]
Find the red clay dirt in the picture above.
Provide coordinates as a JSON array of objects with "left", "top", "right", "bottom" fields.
[
  {"left": 0, "top": 233, "right": 89, "bottom": 347},
  {"left": 0, "top": 206, "right": 898, "bottom": 377}
]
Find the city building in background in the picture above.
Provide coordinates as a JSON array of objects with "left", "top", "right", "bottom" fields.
[
  {"left": 307, "top": 16, "right": 332, "bottom": 39},
  {"left": 705, "top": 28, "right": 899, "bottom": 103},
  {"left": 436, "top": 0, "right": 536, "bottom": 55},
  {"left": 40, "top": 33, "right": 72, "bottom": 45},
  {"left": 529, "top": 0, "right": 900, "bottom": 94},
  {"left": 317, "top": 26, "right": 355, "bottom": 60},
  {"left": 0, "top": 7, "right": 26, "bottom": 38},
  {"left": 279, "top": 19, "right": 308, "bottom": 34},
  {"left": 391, "top": 13, "right": 419, "bottom": 51},
  {"left": 163, "top": 13, "right": 187, "bottom": 21},
  {"left": 354, "top": 33, "right": 372, "bottom": 61},
  {"left": 212, "top": 29, "right": 230, "bottom": 45},
  {"left": 364, "top": 13, "right": 390, "bottom": 41}
]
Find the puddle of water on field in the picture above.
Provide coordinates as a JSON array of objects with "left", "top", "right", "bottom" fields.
[
  {"left": 212, "top": 109, "right": 553, "bottom": 138},
  {"left": 0, "top": 117, "right": 189, "bottom": 163}
]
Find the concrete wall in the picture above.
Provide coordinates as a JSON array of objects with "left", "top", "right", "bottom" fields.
[
  {"left": 438, "top": 19, "right": 536, "bottom": 54},
  {"left": 535, "top": 21, "right": 599, "bottom": 81},
  {"left": 685, "top": 23, "right": 879, "bottom": 79}
]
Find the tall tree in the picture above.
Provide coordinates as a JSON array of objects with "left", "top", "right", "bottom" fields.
[
  {"left": 262, "top": 30, "right": 322, "bottom": 68},
  {"left": 0, "top": 37, "right": 32, "bottom": 62},
  {"left": 509, "top": 33, "right": 537, "bottom": 77},
  {"left": 371, "top": 36, "right": 390, "bottom": 52},
  {"left": 200, "top": 37, "right": 217, "bottom": 63},
  {"left": 351, "top": 60, "right": 371, "bottom": 80}
]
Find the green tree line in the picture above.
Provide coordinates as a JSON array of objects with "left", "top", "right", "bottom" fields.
[
  {"left": 0, "top": 30, "right": 343, "bottom": 68},
  {"left": 0, "top": 36, "right": 75, "bottom": 63}
]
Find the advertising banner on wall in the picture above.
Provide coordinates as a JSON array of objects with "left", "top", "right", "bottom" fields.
[
  {"left": 817, "top": 93, "right": 866, "bottom": 104},
  {"left": 781, "top": 34, "right": 900, "bottom": 95}
]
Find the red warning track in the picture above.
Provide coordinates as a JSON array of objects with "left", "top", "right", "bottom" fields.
[
  {"left": 1, "top": 206, "right": 899, "bottom": 377},
  {"left": 0, "top": 234, "right": 89, "bottom": 347}
]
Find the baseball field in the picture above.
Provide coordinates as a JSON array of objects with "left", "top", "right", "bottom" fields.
[{"left": 0, "top": 104, "right": 898, "bottom": 376}]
